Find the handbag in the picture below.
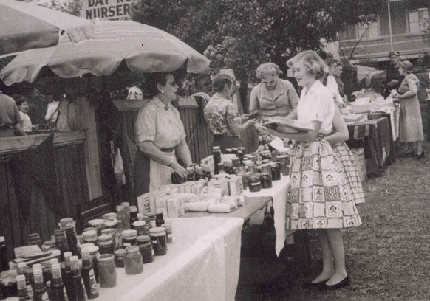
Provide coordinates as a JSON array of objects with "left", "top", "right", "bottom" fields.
[{"left": 241, "top": 206, "right": 276, "bottom": 258}]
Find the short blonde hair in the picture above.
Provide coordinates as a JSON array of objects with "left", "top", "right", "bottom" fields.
[
  {"left": 256, "top": 63, "right": 283, "bottom": 79},
  {"left": 287, "top": 50, "right": 329, "bottom": 80}
]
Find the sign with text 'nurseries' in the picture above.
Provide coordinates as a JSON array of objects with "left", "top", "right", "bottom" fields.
[{"left": 81, "top": 0, "right": 132, "bottom": 20}]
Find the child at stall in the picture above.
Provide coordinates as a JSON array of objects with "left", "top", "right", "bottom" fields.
[
  {"left": 258, "top": 50, "right": 361, "bottom": 290},
  {"left": 15, "top": 95, "right": 34, "bottom": 133}
]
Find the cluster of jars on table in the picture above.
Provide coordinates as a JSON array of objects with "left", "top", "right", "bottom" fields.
[
  {"left": 208, "top": 136, "right": 292, "bottom": 193},
  {"left": 1, "top": 202, "right": 173, "bottom": 301}
]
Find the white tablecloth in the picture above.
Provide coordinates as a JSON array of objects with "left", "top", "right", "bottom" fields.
[
  {"left": 243, "top": 176, "right": 290, "bottom": 256},
  {"left": 8, "top": 218, "right": 243, "bottom": 301}
]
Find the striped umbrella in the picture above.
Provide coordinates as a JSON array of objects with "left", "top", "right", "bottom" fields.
[
  {"left": 0, "top": 0, "right": 94, "bottom": 56},
  {"left": 0, "top": 20, "right": 211, "bottom": 86}
]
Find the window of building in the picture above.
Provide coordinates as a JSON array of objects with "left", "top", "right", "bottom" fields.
[
  {"left": 357, "top": 18, "right": 380, "bottom": 39},
  {"left": 408, "top": 8, "right": 429, "bottom": 33}
]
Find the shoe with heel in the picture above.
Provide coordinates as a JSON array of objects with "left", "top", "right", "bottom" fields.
[{"left": 319, "top": 276, "right": 350, "bottom": 291}]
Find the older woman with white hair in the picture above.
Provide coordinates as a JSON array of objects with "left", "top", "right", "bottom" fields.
[{"left": 249, "top": 62, "right": 299, "bottom": 121}]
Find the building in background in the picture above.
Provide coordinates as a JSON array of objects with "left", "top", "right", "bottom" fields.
[{"left": 338, "top": 0, "right": 430, "bottom": 64}]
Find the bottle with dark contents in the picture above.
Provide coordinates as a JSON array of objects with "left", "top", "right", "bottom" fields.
[
  {"left": 260, "top": 173, "right": 273, "bottom": 189},
  {"left": 155, "top": 210, "right": 165, "bottom": 227},
  {"left": 213, "top": 146, "right": 222, "bottom": 175},
  {"left": 17, "top": 262, "right": 33, "bottom": 300},
  {"left": 80, "top": 251, "right": 99, "bottom": 300},
  {"left": 135, "top": 235, "right": 153, "bottom": 264},
  {"left": 85, "top": 247, "right": 100, "bottom": 284},
  {"left": 149, "top": 227, "right": 167, "bottom": 256},
  {"left": 62, "top": 252, "right": 74, "bottom": 301},
  {"left": 41, "top": 260, "right": 52, "bottom": 286},
  {"left": 50, "top": 263, "right": 67, "bottom": 301},
  {"left": 17, "top": 274, "right": 30, "bottom": 301},
  {"left": 236, "top": 149, "right": 244, "bottom": 164},
  {"left": 97, "top": 235, "right": 114, "bottom": 255},
  {"left": 33, "top": 268, "right": 49, "bottom": 301},
  {"left": 248, "top": 175, "right": 262, "bottom": 193},
  {"left": 70, "top": 256, "right": 87, "bottom": 301},
  {"left": 63, "top": 226, "right": 79, "bottom": 256},
  {"left": 270, "top": 162, "right": 281, "bottom": 181},
  {"left": 129, "top": 206, "right": 138, "bottom": 229}
]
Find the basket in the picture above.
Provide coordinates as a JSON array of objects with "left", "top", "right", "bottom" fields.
[{"left": 351, "top": 148, "right": 367, "bottom": 182}]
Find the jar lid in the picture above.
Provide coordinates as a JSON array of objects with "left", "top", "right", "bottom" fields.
[
  {"left": 136, "top": 235, "right": 150, "bottom": 242},
  {"left": 102, "top": 212, "right": 117, "bottom": 220},
  {"left": 133, "top": 221, "right": 146, "bottom": 227},
  {"left": 98, "top": 254, "right": 114, "bottom": 262},
  {"left": 213, "top": 146, "right": 220, "bottom": 151},
  {"left": 88, "top": 219, "right": 104, "bottom": 226},
  {"left": 97, "top": 234, "right": 112, "bottom": 242},
  {"left": 261, "top": 172, "right": 271, "bottom": 177},
  {"left": 116, "top": 205, "right": 124, "bottom": 211},
  {"left": 149, "top": 227, "right": 165, "bottom": 234},
  {"left": 63, "top": 252, "right": 72, "bottom": 258},
  {"left": 51, "top": 263, "right": 61, "bottom": 270},
  {"left": 33, "top": 263, "right": 42, "bottom": 270},
  {"left": 121, "top": 202, "right": 130, "bottom": 207},
  {"left": 60, "top": 218, "right": 73, "bottom": 223},
  {"left": 83, "top": 230, "right": 97, "bottom": 239},
  {"left": 85, "top": 246, "right": 99, "bottom": 254},
  {"left": 269, "top": 162, "right": 278, "bottom": 167},
  {"left": 125, "top": 246, "right": 140, "bottom": 253},
  {"left": 114, "top": 249, "right": 126, "bottom": 256},
  {"left": 276, "top": 155, "right": 289, "bottom": 159},
  {"left": 121, "top": 229, "right": 138, "bottom": 237},
  {"left": 101, "top": 229, "right": 116, "bottom": 236},
  {"left": 130, "top": 206, "right": 138, "bottom": 213},
  {"left": 80, "top": 243, "right": 95, "bottom": 249},
  {"left": 137, "top": 213, "right": 145, "bottom": 221},
  {"left": 28, "top": 233, "right": 40, "bottom": 238},
  {"left": 104, "top": 220, "right": 117, "bottom": 227},
  {"left": 49, "top": 258, "right": 58, "bottom": 265},
  {"left": 243, "top": 160, "right": 254, "bottom": 166},
  {"left": 0, "top": 237, "right": 4, "bottom": 243}
]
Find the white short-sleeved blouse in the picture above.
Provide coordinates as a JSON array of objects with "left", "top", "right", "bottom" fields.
[
  {"left": 297, "top": 80, "right": 335, "bottom": 135},
  {"left": 135, "top": 97, "right": 186, "bottom": 149}
]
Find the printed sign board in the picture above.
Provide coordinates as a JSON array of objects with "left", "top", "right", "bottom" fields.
[{"left": 81, "top": 0, "right": 132, "bottom": 20}]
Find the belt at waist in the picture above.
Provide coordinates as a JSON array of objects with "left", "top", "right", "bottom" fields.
[{"left": 160, "top": 148, "right": 174, "bottom": 153}]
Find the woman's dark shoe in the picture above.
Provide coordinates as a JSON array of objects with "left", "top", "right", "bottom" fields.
[
  {"left": 302, "top": 280, "right": 328, "bottom": 289},
  {"left": 415, "top": 152, "right": 425, "bottom": 159},
  {"left": 319, "top": 276, "right": 350, "bottom": 291}
]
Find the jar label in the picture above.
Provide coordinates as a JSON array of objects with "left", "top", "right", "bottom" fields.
[{"left": 89, "top": 271, "right": 99, "bottom": 294}]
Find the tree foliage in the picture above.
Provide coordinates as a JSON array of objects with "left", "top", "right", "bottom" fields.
[{"left": 133, "top": 0, "right": 385, "bottom": 82}]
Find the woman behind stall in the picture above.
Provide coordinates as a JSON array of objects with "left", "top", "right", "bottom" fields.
[
  {"left": 325, "top": 58, "right": 345, "bottom": 107},
  {"left": 134, "top": 73, "right": 192, "bottom": 195},
  {"left": 394, "top": 60, "right": 424, "bottom": 159},
  {"left": 249, "top": 63, "right": 299, "bottom": 121},
  {"left": 260, "top": 50, "right": 361, "bottom": 290},
  {"left": 204, "top": 74, "right": 256, "bottom": 152}
]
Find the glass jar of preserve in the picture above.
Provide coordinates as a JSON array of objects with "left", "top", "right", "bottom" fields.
[
  {"left": 124, "top": 246, "right": 143, "bottom": 275},
  {"left": 260, "top": 173, "right": 273, "bottom": 189},
  {"left": 149, "top": 227, "right": 167, "bottom": 256},
  {"left": 164, "top": 224, "right": 173, "bottom": 244},
  {"left": 133, "top": 221, "right": 146, "bottom": 237},
  {"left": 82, "top": 230, "right": 98, "bottom": 245},
  {"left": 269, "top": 162, "right": 281, "bottom": 181},
  {"left": 248, "top": 175, "right": 262, "bottom": 193},
  {"left": 276, "top": 155, "right": 290, "bottom": 176},
  {"left": 104, "top": 220, "right": 117, "bottom": 230},
  {"left": 114, "top": 249, "right": 126, "bottom": 268},
  {"left": 213, "top": 146, "right": 222, "bottom": 175},
  {"left": 136, "top": 235, "right": 153, "bottom": 263},
  {"left": 98, "top": 235, "right": 114, "bottom": 255},
  {"left": 97, "top": 254, "right": 117, "bottom": 288},
  {"left": 121, "top": 229, "right": 137, "bottom": 246}
]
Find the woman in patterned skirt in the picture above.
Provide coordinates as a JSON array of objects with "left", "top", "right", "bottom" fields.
[{"left": 259, "top": 50, "right": 361, "bottom": 290}]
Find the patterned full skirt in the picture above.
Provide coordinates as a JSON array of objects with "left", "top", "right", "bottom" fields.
[
  {"left": 286, "top": 140, "right": 362, "bottom": 230},
  {"left": 331, "top": 142, "right": 365, "bottom": 205}
]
